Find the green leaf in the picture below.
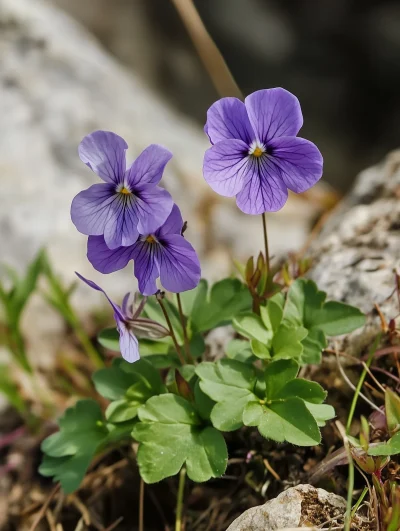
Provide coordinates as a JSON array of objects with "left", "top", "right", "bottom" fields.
[
  {"left": 251, "top": 339, "right": 271, "bottom": 359},
  {"left": 226, "top": 339, "right": 255, "bottom": 363},
  {"left": 93, "top": 359, "right": 165, "bottom": 423},
  {"left": 98, "top": 328, "right": 120, "bottom": 352},
  {"left": 264, "top": 359, "right": 299, "bottom": 400},
  {"left": 275, "top": 379, "right": 327, "bottom": 404},
  {"left": 260, "top": 294, "right": 284, "bottom": 333},
  {"left": 243, "top": 398, "right": 321, "bottom": 446},
  {"left": 301, "top": 328, "right": 327, "bottom": 365},
  {"left": 310, "top": 301, "right": 366, "bottom": 336},
  {"left": 304, "top": 402, "right": 336, "bottom": 427},
  {"left": 190, "top": 278, "right": 252, "bottom": 332},
  {"left": 92, "top": 359, "right": 136, "bottom": 400},
  {"left": 132, "top": 394, "right": 227, "bottom": 483},
  {"left": 385, "top": 389, "right": 400, "bottom": 435},
  {"left": 210, "top": 397, "right": 253, "bottom": 431},
  {"left": 179, "top": 282, "right": 205, "bottom": 316},
  {"left": 186, "top": 427, "right": 227, "bottom": 482},
  {"left": 10, "top": 249, "right": 44, "bottom": 322},
  {"left": 270, "top": 323, "right": 307, "bottom": 361},
  {"left": 196, "top": 360, "right": 258, "bottom": 431},
  {"left": 233, "top": 313, "right": 273, "bottom": 343},
  {"left": 190, "top": 333, "right": 206, "bottom": 358},
  {"left": 194, "top": 381, "right": 215, "bottom": 421},
  {"left": 196, "top": 360, "right": 257, "bottom": 401},
  {"left": 368, "top": 432, "right": 400, "bottom": 456},
  {"left": 139, "top": 338, "right": 172, "bottom": 356},
  {"left": 39, "top": 400, "right": 109, "bottom": 493},
  {"left": 105, "top": 400, "right": 140, "bottom": 423},
  {"left": 196, "top": 358, "right": 331, "bottom": 445},
  {"left": 283, "top": 279, "right": 365, "bottom": 336}
]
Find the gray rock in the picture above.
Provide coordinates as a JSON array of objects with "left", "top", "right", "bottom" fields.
[
  {"left": 226, "top": 484, "right": 346, "bottom": 531},
  {"left": 308, "top": 150, "right": 400, "bottom": 357}
]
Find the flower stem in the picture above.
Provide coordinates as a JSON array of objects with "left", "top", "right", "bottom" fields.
[
  {"left": 175, "top": 467, "right": 186, "bottom": 531},
  {"left": 176, "top": 294, "right": 194, "bottom": 364},
  {"left": 139, "top": 478, "right": 144, "bottom": 531},
  {"left": 156, "top": 296, "right": 186, "bottom": 365},
  {"left": 261, "top": 213, "right": 270, "bottom": 273}
]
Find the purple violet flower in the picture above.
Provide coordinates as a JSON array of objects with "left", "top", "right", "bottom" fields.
[
  {"left": 86, "top": 205, "right": 201, "bottom": 296},
  {"left": 203, "top": 88, "right": 323, "bottom": 214},
  {"left": 71, "top": 131, "right": 174, "bottom": 249},
  {"left": 76, "top": 273, "right": 170, "bottom": 363}
]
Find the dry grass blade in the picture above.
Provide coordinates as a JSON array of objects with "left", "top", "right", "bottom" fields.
[
  {"left": 70, "top": 494, "right": 91, "bottom": 525},
  {"left": 170, "top": 0, "right": 242, "bottom": 99},
  {"left": 28, "top": 484, "right": 60, "bottom": 531},
  {"left": 104, "top": 516, "right": 124, "bottom": 531},
  {"left": 263, "top": 458, "right": 281, "bottom": 481},
  {"left": 46, "top": 509, "right": 57, "bottom": 531}
]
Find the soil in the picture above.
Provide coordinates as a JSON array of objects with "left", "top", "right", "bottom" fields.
[{"left": 0, "top": 332, "right": 398, "bottom": 531}]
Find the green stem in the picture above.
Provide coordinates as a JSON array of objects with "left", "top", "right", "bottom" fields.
[
  {"left": 346, "top": 334, "right": 381, "bottom": 433},
  {"left": 176, "top": 294, "right": 194, "bottom": 364},
  {"left": 175, "top": 467, "right": 186, "bottom": 531},
  {"left": 351, "top": 486, "right": 368, "bottom": 518},
  {"left": 157, "top": 297, "right": 186, "bottom": 365},
  {"left": 261, "top": 213, "right": 270, "bottom": 274}
]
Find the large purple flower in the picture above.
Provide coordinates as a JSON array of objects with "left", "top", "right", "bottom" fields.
[
  {"left": 76, "top": 274, "right": 170, "bottom": 363},
  {"left": 71, "top": 131, "right": 174, "bottom": 249},
  {"left": 203, "top": 88, "right": 323, "bottom": 214},
  {"left": 86, "top": 205, "right": 201, "bottom": 296}
]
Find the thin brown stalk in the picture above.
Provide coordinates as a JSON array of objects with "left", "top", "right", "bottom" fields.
[
  {"left": 170, "top": 0, "right": 242, "bottom": 99},
  {"left": 139, "top": 479, "right": 145, "bottom": 531}
]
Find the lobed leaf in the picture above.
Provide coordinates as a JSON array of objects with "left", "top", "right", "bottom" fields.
[
  {"left": 39, "top": 400, "right": 110, "bottom": 493},
  {"left": 190, "top": 278, "right": 252, "bottom": 332},
  {"left": 132, "top": 394, "right": 227, "bottom": 483}
]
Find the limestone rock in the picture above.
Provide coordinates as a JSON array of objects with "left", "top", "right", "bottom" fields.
[
  {"left": 226, "top": 484, "right": 346, "bottom": 531},
  {"left": 308, "top": 150, "right": 400, "bottom": 357}
]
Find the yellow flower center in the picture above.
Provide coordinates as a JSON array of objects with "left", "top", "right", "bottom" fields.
[
  {"left": 120, "top": 187, "right": 131, "bottom": 195},
  {"left": 146, "top": 235, "right": 156, "bottom": 244},
  {"left": 252, "top": 147, "right": 264, "bottom": 158}
]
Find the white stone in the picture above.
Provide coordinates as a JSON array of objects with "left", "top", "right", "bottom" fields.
[{"left": 226, "top": 484, "right": 346, "bottom": 531}]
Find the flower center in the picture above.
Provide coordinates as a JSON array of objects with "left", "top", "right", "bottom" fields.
[
  {"left": 249, "top": 142, "right": 266, "bottom": 158},
  {"left": 120, "top": 187, "right": 131, "bottom": 195},
  {"left": 145, "top": 235, "right": 156, "bottom": 244}
]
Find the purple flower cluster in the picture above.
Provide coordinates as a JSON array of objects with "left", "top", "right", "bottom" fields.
[
  {"left": 203, "top": 88, "right": 323, "bottom": 214},
  {"left": 72, "top": 89, "right": 323, "bottom": 363},
  {"left": 71, "top": 131, "right": 201, "bottom": 362}
]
